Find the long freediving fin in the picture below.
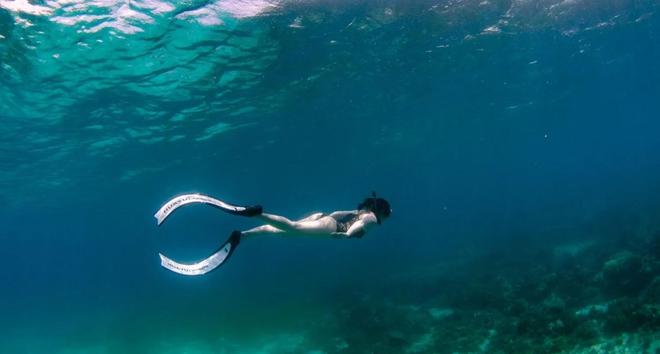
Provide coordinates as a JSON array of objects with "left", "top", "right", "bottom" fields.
[
  {"left": 154, "top": 193, "right": 262, "bottom": 226},
  {"left": 159, "top": 231, "right": 242, "bottom": 276}
]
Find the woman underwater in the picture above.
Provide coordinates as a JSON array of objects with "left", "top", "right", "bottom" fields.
[{"left": 155, "top": 193, "right": 391, "bottom": 275}]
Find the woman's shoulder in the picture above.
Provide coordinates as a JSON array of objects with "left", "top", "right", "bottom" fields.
[{"left": 359, "top": 211, "right": 378, "bottom": 223}]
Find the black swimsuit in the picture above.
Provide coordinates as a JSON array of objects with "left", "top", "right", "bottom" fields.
[{"left": 332, "top": 213, "right": 360, "bottom": 233}]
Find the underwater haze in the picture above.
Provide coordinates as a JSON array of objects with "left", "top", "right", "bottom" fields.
[{"left": 2, "top": 0, "right": 660, "bottom": 353}]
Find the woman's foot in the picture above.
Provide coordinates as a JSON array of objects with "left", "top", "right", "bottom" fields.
[{"left": 228, "top": 230, "right": 242, "bottom": 245}]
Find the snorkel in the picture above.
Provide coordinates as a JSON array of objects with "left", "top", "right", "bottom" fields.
[{"left": 372, "top": 191, "right": 382, "bottom": 224}]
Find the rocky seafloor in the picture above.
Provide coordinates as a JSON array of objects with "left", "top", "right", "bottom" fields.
[{"left": 296, "top": 221, "right": 660, "bottom": 353}]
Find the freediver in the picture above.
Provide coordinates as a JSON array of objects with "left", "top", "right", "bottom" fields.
[
  {"left": 155, "top": 193, "right": 392, "bottom": 275},
  {"left": 238, "top": 193, "right": 391, "bottom": 239}
]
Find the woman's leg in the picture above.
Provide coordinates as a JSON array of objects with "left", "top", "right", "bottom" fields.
[
  {"left": 299, "top": 212, "right": 325, "bottom": 222},
  {"left": 255, "top": 213, "right": 298, "bottom": 232},
  {"left": 241, "top": 224, "right": 285, "bottom": 238},
  {"left": 254, "top": 213, "right": 337, "bottom": 235}
]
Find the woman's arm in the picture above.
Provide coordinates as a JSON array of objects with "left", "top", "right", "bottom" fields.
[
  {"left": 332, "top": 213, "right": 378, "bottom": 238},
  {"left": 331, "top": 222, "right": 365, "bottom": 238},
  {"left": 328, "top": 210, "right": 358, "bottom": 218}
]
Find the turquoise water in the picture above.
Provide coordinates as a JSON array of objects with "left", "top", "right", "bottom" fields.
[{"left": 1, "top": 1, "right": 660, "bottom": 353}]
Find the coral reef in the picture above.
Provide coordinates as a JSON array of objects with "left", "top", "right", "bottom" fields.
[{"left": 303, "top": 228, "right": 660, "bottom": 353}]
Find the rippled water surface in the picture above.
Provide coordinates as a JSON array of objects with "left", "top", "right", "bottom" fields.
[{"left": 1, "top": 1, "right": 660, "bottom": 353}]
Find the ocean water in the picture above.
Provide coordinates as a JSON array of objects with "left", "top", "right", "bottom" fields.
[{"left": 1, "top": 0, "right": 660, "bottom": 353}]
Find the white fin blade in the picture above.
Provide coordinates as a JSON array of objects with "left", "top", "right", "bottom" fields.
[
  {"left": 154, "top": 193, "right": 247, "bottom": 225},
  {"left": 159, "top": 241, "right": 233, "bottom": 276}
]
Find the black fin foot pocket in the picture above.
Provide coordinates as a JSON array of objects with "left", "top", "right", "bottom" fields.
[
  {"left": 229, "top": 230, "right": 242, "bottom": 246},
  {"left": 235, "top": 205, "right": 262, "bottom": 217}
]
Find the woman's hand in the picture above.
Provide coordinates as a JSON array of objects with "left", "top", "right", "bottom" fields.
[{"left": 331, "top": 232, "right": 347, "bottom": 239}]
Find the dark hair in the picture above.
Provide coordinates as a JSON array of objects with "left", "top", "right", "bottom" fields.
[{"left": 358, "top": 194, "right": 391, "bottom": 223}]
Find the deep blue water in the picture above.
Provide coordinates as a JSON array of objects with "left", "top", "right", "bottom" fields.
[{"left": 1, "top": 1, "right": 660, "bottom": 353}]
